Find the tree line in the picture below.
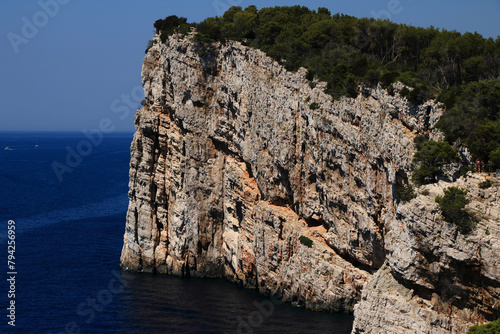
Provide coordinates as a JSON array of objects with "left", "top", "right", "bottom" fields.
[{"left": 153, "top": 5, "right": 500, "bottom": 168}]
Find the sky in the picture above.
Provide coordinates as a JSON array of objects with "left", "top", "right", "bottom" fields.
[{"left": 0, "top": 0, "right": 499, "bottom": 132}]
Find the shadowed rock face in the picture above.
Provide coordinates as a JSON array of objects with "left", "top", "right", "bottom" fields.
[{"left": 120, "top": 32, "right": 499, "bottom": 332}]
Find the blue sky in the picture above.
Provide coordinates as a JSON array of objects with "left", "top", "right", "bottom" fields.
[{"left": 1, "top": 0, "right": 499, "bottom": 132}]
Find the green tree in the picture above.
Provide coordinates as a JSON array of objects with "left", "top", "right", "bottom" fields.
[
  {"left": 467, "top": 318, "right": 500, "bottom": 333},
  {"left": 234, "top": 6, "right": 258, "bottom": 39},
  {"left": 412, "top": 139, "right": 459, "bottom": 184},
  {"left": 154, "top": 15, "right": 191, "bottom": 42},
  {"left": 491, "top": 147, "right": 500, "bottom": 169},
  {"left": 219, "top": 6, "right": 258, "bottom": 40},
  {"left": 395, "top": 185, "right": 417, "bottom": 202},
  {"left": 437, "top": 80, "right": 500, "bottom": 163},
  {"left": 194, "top": 17, "right": 223, "bottom": 43},
  {"left": 435, "top": 187, "right": 475, "bottom": 233}
]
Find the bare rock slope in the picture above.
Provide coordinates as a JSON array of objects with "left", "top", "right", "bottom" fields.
[{"left": 120, "top": 33, "right": 499, "bottom": 332}]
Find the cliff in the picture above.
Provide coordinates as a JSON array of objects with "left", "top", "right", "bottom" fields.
[
  {"left": 120, "top": 32, "right": 500, "bottom": 332},
  {"left": 352, "top": 174, "right": 499, "bottom": 333}
]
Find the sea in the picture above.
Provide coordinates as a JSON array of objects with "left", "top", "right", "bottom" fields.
[{"left": 0, "top": 132, "right": 353, "bottom": 334}]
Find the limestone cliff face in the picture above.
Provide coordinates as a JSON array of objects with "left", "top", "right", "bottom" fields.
[
  {"left": 121, "top": 32, "right": 499, "bottom": 332},
  {"left": 352, "top": 175, "right": 500, "bottom": 333}
]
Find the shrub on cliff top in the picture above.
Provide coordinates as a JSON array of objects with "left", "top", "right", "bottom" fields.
[
  {"left": 435, "top": 187, "right": 476, "bottom": 233},
  {"left": 154, "top": 15, "right": 193, "bottom": 43},
  {"left": 467, "top": 318, "right": 500, "bottom": 334}
]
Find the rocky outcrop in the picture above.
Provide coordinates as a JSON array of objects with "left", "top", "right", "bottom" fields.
[
  {"left": 120, "top": 32, "right": 499, "bottom": 331},
  {"left": 352, "top": 175, "right": 500, "bottom": 333}
]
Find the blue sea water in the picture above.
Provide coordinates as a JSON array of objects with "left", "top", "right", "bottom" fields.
[{"left": 0, "top": 132, "right": 353, "bottom": 334}]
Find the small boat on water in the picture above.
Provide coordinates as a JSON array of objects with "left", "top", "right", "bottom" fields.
[{"left": 4, "top": 147, "right": 11, "bottom": 150}]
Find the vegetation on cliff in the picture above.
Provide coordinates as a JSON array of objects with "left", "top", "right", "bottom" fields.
[
  {"left": 435, "top": 187, "right": 476, "bottom": 233},
  {"left": 154, "top": 16, "right": 191, "bottom": 42},
  {"left": 411, "top": 136, "right": 459, "bottom": 185},
  {"left": 436, "top": 80, "right": 500, "bottom": 165},
  {"left": 153, "top": 5, "right": 500, "bottom": 168},
  {"left": 394, "top": 185, "right": 416, "bottom": 202},
  {"left": 299, "top": 235, "right": 313, "bottom": 248},
  {"left": 467, "top": 318, "right": 500, "bottom": 334}
]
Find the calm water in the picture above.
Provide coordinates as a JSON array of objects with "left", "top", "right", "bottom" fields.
[{"left": 0, "top": 132, "right": 353, "bottom": 333}]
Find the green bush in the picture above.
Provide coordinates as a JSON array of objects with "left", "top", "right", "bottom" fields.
[
  {"left": 399, "top": 86, "right": 411, "bottom": 98},
  {"left": 467, "top": 318, "right": 500, "bottom": 334},
  {"left": 462, "top": 165, "right": 474, "bottom": 176},
  {"left": 193, "top": 17, "right": 223, "bottom": 43},
  {"left": 479, "top": 179, "right": 494, "bottom": 189},
  {"left": 299, "top": 235, "right": 313, "bottom": 248},
  {"left": 387, "top": 84, "right": 395, "bottom": 96},
  {"left": 364, "top": 69, "right": 381, "bottom": 87},
  {"left": 395, "top": 185, "right": 416, "bottom": 202},
  {"left": 309, "top": 102, "right": 319, "bottom": 110},
  {"left": 381, "top": 71, "right": 399, "bottom": 88},
  {"left": 407, "top": 85, "right": 432, "bottom": 105},
  {"left": 412, "top": 138, "right": 459, "bottom": 185},
  {"left": 435, "top": 187, "right": 476, "bottom": 233}
]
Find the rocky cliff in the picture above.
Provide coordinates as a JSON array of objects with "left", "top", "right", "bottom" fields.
[
  {"left": 121, "top": 32, "right": 500, "bottom": 332},
  {"left": 352, "top": 174, "right": 499, "bottom": 333}
]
